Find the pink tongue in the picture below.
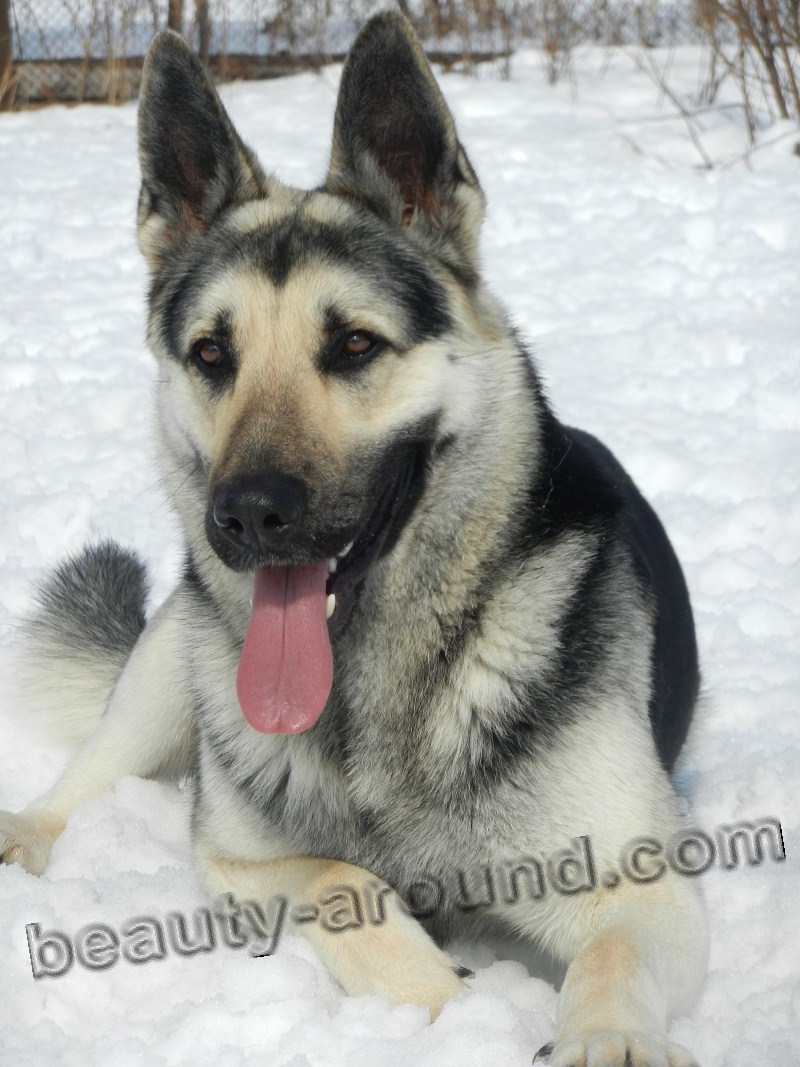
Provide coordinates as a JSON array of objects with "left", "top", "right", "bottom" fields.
[{"left": 237, "top": 562, "right": 333, "bottom": 734}]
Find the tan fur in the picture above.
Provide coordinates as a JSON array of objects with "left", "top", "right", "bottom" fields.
[{"left": 200, "top": 851, "right": 465, "bottom": 1019}]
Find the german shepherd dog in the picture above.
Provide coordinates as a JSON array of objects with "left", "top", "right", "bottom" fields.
[{"left": 1, "top": 13, "right": 706, "bottom": 1065}]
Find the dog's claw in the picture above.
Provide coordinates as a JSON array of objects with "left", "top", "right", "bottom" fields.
[
  {"left": 535, "top": 1033, "right": 699, "bottom": 1066},
  {"left": 454, "top": 964, "right": 475, "bottom": 979}
]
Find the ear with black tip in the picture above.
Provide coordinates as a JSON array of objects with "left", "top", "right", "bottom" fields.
[
  {"left": 137, "top": 30, "right": 267, "bottom": 270},
  {"left": 326, "top": 12, "right": 485, "bottom": 271}
]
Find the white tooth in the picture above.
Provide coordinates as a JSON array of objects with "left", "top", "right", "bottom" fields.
[
  {"left": 339, "top": 541, "right": 354, "bottom": 559},
  {"left": 328, "top": 557, "right": 337, "bottom": 573},
  {"left": 326, "top": 593, "right": 336, "bottom": 619}
]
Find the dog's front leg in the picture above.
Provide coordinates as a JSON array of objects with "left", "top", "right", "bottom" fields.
[
  {"left": 199, "top": 849, "right": 466, "bottom": 1020},
  {"left": 520, "top": 876, "right": 706, "bottom": 1067},
  {"left": 0, "top": 584, "right": 196, "bottom": 875}
]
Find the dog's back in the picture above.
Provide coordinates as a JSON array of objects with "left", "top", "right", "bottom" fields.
[{"left": 546, "top": 422, "right": 699, "bottom": 770}]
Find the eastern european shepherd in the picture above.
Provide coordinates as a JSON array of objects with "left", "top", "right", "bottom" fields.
[{"left": 2, "top": 13, "right": 706, "bottom": 1065}]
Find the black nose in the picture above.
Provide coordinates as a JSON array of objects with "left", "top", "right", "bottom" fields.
[{"left": 212, "top": 474, "right": 306, "bottom": 554}]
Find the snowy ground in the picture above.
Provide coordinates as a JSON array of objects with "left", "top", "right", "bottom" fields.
[{"left": 1, "top": 46, "right": 798, "bottom": 1067}]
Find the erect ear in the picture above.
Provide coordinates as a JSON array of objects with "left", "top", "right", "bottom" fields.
[
  {"left": 326, "top": 12, "right": 485, "bottom": 272},
  {"left": 137, "top": 30, "right": 267, "bottom": 271}
]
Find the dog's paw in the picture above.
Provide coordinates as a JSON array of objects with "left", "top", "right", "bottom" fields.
[
  {"left": 0, "top": 810, "right": 62, "bottom": 876},
  {"left": 533, "top": 1030, "right": 699, "bottom": 1067}
]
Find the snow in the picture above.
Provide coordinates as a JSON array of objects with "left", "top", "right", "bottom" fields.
[{"left": 1, "top": 46, "right": 799, "bottom": 1066}]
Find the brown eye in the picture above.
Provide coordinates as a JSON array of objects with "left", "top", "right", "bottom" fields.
[
  {"left": 196, "top": 339, "right": 223, "bottom": 366},
  {"left": 342, "top": 332, "right": 376, "bottom": 358}
]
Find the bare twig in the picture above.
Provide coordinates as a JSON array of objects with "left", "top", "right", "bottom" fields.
[{"left": 626, "top": 44, "right": 716, "bottom": 169}]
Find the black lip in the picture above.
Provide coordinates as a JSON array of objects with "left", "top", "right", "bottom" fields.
[{"left": 326, "top": 446, "right": 422, "bottom": 636}]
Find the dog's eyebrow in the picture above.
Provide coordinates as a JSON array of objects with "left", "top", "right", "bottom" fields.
[
  {"left": 322, "top": 306, "right": 350, "bottom": 339},
  {"left": 190, "top": 309, "right": 233, "bottom": 346}
]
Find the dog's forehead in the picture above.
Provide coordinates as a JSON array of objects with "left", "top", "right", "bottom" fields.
[
  {"left": 220, "top": 192, "right": 436, "bottom": 294},
  {"left": 229, "top": 190, "right": 361, "bottom": 241},
  {"left": 169, "top": 192, "right": 452, "bottom": 346}
]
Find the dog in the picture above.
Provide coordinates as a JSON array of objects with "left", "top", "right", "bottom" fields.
[{"left": 1, "top": 13, "right": 706, "bottom": 1065}]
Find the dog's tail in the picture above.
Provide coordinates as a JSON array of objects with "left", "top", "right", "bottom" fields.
[{"left": 16, "top": 541, "right": 148, "bottom": 749}]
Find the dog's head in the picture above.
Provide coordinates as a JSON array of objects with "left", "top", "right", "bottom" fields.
[{"left": 137, "top": 14, "right": 491, "bottom": 733}]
